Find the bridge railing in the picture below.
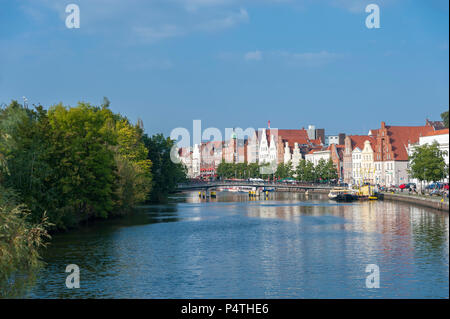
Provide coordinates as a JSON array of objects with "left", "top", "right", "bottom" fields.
[{"left": 177, "top": 180, "right": 335, "bottom": 189}]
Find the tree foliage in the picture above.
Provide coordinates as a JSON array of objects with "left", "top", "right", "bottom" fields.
[
  {"left": 275, "top": 162, "right": 293, "bottom": 179},
  {"left": 441, "top": 110, "right": 449, "bottom": 128},
  {"left": 0, "top": 185, "right": 51, "bottom": 298},
  {"left": 216, "top": 161, "right": 270, "bottom": 179},
  {"left": 409, "top": 142, "right": 448, "bottom": 183},
  {"left": 0, "top": 99, "right": 186, "bottom": 295},
  {"left": 294, "top": 159, "right": 338, "bottom": 182},
  {"left": 0, "top": 100, "right": 185, "bottom": 229},
  {"left": 143, "top": 133, "right": 187, "bottom": 203}
]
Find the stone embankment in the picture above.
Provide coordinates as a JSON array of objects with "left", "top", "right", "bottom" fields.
[{"left": 380, "top": 192, "right": 449, "bottom": 211}]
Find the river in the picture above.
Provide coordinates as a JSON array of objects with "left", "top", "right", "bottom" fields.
[{"left": 24, "top": 192, "right": 449, "bottom": 298}]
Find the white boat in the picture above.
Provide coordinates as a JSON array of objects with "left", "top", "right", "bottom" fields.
[{"left": 328, "top": 188, "right": 356, "bottom": 199}]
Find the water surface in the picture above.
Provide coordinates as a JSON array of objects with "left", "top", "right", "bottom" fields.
[{"left": 25, "top": 192, "right": 449, "bottom": 298}]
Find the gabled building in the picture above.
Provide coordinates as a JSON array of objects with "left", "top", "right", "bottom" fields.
[
  {"left": 247, "top": 128, "right": 314, "bottom": 165},
  {"left": 305, "top": 147, "right": 331, "bottom": 166},
  {"left": 343, "top": 135, "right": 376, "bottom": 185},
  {"left": 370, "top": 121, "right": 435, "bottom": 186},
  {"left": 330, "top": 144, "right": 345, "bottom": 181}
]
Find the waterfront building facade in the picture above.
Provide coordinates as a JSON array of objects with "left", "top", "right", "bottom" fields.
[
  {"left": 343, "top": 135, "right": 375, "bottom": 185},
  {"left": 370, "top": 121, "right": 436, "bottom": 186},
  {"left": 305, "top": 148, "right": 331, "bottom": 166}
]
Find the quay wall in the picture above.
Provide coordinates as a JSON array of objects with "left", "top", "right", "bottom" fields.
[{"left": 380, "top": 192, "right": 449, "bottom": 212}]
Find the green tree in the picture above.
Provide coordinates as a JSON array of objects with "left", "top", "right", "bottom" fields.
[
  {"left": 143, "top": 134, "right": 187, "bottom": 202},
  {"left": 0, "top": 102, "right": 55, "bottom": 224},
  {"left": 314, "top": 159, "right": 328, "bottom": 182},
  {"left": 295, "top": 159, "right": 315, "bottom": 182},
  {"left": 275, "top": 162, "right": 293, "bottom": 179},
  {"left": 409, "top": 142, "right": 448, "bottom": 185},
  {"left": 247, "top": 162, "right": 260, "bottom": 178},
  {"left": 441, "top": 110, "right": 449, "bottom": 128},
  {"left": 46, "top": 103, "right": 117, "bottom": 228},
  {"left": 324, "top": 159, "right": 339, "bottom": 182},
  {"left": 112, "top": 118, "right": 152, "bottom": 212}
]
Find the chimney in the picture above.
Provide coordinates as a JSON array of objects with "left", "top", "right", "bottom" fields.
[{"left": 381, "top": 121, "right": 386, "bottom": 129}]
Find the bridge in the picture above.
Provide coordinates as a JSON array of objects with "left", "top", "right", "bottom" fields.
[{"left": 176, "top": 181, "right": 333, "bottom": 193}]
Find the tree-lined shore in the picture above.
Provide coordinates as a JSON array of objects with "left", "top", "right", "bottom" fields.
[
  {"left": 216, "top": 158, "right": 338, "bottom": 182},
  {"left": 0, "top": 99, "right": 186, "bottom": 296}
]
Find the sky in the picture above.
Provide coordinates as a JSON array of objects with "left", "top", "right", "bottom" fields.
[{"left": 0, "top": 0, "right": 448, "bottom": 140}]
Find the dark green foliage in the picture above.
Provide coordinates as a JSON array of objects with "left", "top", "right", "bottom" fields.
[
  {"left": 143, "top": 133, "right": 187, "bottom": 202},
  {"left": 216, "top": 161, "right": 270, "bottom": 179},
  {"left": 275, "top": 162, "right": 293, "bottom": 179},
  {"left": 0, "top": 99, "right": 186, "bottom": 295},
  {"left": 441, "top": 110, "right": 449, "bottom": 128},
  {"left": 1, "top": 100, "right": 183, "bottom": 229},
  {"left": 294, "top": 159, "right": 337, "bottom": 182}
]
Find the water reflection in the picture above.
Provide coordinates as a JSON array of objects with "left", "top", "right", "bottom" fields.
[{"left": 22, "top": 192, "right": 449, "bottom": 299}]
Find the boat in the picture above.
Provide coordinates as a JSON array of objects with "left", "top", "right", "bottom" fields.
[
  {"left": 328, "top": 187, "right": 356, "bottom": 200},
  {"left": 357, "top": 185, "right": 379, "bottom": 200},
  {"left": 334, "top": 193, "right": 359, "bottom": 202}
]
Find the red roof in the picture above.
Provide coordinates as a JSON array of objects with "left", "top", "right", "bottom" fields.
[
  {"left": 259, "top": 129, "right": 311, "bottom": 151},
  {"left": 307, "top": 146, "right": 326, "bottom": 154},
  {"left": 349, "top": 135, "right": 376, "bottom": 151},
  {"left": 422, "top": 128, "right": 449, "bottom": 137},
  {"left": 309, "top": 139, "right": 322, "bottom": 146},
  {"left": 383, "top": 125, "right": 434, "bottom": 160}
]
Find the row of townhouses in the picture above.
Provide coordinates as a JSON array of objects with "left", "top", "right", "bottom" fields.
[{"left": 178, "top": 120, "right": 449, "bottom": 186}]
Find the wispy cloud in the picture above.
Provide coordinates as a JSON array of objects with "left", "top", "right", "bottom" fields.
[
  {"left": 17, "top": 0, "right": 397, "bottom": 45},
  {"left": 126, "top": 57, "right": 174, "bottom": 70},
  {"left": 196, "top": 8, "right": 249, "bottom": 31},
  {"left": 219, "top": 49, "right": 339, "bottom": 67},
  {"left": 133, "top": 25, "right": 185, "bottom": 43},
  {"left": 244, "top": 50, "right": 263, "bottom": 61},
  {"left": 273, "top": 50, "right": 338, "bottom": 67}
]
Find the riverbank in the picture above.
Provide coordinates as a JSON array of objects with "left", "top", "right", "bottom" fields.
[{"left": 380, "top": 192, "right": 449, "bottom": 211}]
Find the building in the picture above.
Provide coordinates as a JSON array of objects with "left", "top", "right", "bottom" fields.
[
  {"left": 305, "top": 148, "right": 331, "bottom": 166},
  {"left": 370, "top": 121, "right": 436, "bottom": 186},
  {"left": 306, "top": 125, "right": 325, "bottom": 144},
  {"left": 247, "top": 127, "right": 315, "bottom": 165},
  {"left": 343, "top": 135, "right": 376, "bottom": 185},
  {"left": 283, "top": 142, "right": 303, "bottom": 169},
  {"left": 330, "top": 143, "right": 345, "bottom": 181},
  {"left": 325, "top": 133, "right": 346, "bottom": 146},
  {"left": 361, "top": 140, "right": 376, "bottom": 184}
]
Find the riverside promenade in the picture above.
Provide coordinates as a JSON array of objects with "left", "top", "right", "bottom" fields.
[{"left": 381, "top": 192, "right": 449, "bottom": 212}]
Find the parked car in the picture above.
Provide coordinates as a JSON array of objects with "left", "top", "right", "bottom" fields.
[{"left": 426, "top": 183, "right": 443, "bottom": 190}]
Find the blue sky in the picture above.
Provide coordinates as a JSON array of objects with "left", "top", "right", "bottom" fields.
[{"left": 0, "top": 0, "right": 448, "bottom": 138}]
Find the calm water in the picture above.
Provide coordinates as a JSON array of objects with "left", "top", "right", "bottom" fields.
[{"left": 24, "top": 192, "right": 448, "bottom": 298}]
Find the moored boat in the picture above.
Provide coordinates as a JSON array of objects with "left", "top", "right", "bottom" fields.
[
  {"left": 328, "top": 187, "right": 356, "bottom": 200},
  {"left": 334, "top": 193, "right": 359, "bottom": 202}
]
